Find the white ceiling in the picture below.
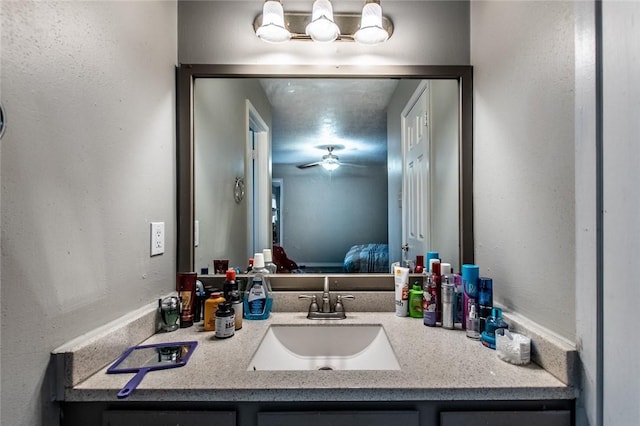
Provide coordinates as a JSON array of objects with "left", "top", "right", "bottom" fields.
[{"left": 260, "top": 78, "right": 400, "bottom": 167}]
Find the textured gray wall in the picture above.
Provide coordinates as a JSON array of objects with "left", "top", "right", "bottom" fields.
[
  {"left": 1, "top": 2, "right": 177, "bottom": 424},
  {"left": 471, "top": 1, "right": 576, "bottom": 340},
  {"left": 178, "top": 1, "right": 470, "bottom": 65}
]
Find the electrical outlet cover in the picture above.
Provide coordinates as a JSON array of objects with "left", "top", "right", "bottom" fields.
[{"left": 150, "top": 222, "right": 165, "bottom": 256}]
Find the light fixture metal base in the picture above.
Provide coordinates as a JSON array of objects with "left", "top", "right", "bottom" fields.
[{"left": 253, "top": 11, "right": 393, "bottom": 42}]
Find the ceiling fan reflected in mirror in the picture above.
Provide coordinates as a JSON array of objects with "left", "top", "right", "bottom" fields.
[{"left": 296, "top": 146, "right": 363, "bottom": 171}]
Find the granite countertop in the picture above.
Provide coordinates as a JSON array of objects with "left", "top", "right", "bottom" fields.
[{"left": 61, "top": 311, "right": 573, "bottom": 402}]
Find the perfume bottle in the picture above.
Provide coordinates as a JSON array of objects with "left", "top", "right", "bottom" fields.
[
  {"left": 466, "top": 303, "right": 480, "bottom": 339},
  {"left": 478, "top": 277, "right": 493, "bottom": 332},
  {"left": 481, "top": 307, "right": 509, "bottom": 349}
]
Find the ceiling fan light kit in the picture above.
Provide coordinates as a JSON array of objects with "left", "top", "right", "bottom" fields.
[
  {"left": 254, "top": 0, "right": 393, "bottom": 45},
  {"left": 296, "top": 146, "right": 367, "bottom": 171},
  {"left": 321, "top": 158, "right": 340, "bottom": 171}
]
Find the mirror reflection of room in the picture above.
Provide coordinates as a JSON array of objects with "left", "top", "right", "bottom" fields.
[{"left": 194, "top": 78, "right": 459, "bottom": 274}]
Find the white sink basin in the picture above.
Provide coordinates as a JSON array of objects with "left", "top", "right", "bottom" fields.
[{"left": 248, "top": 325, "right": 400, "bottom": 371}]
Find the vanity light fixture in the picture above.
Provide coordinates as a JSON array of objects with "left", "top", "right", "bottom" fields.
[{"left": 254, "top": 0, "right": 393, "bottom": 44}]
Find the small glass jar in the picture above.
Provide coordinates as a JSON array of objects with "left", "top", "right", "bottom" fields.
[{"left": 159, "top": 296, "right": 180, "bottom": 332}]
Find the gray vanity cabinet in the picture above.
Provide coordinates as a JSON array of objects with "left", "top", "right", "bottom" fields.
[
  {"left": 61, "top": 400, "right": 574, "bottom": 426},
  {"left": 102, "top": 410, "right": 235, "bottom": 426},
  {"left": 440, "top": 410, "right": 572, "bottom": 426},
  {"left": 257, "top": 411, "right": 420, "bottom": 426}
]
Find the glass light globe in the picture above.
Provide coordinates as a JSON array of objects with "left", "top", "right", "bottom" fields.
[
  {"left": 321, "top": 158, "right": 340, "bottom": 171},
  {"left": 354, "top": 2, "right": 389, "bottom": 45},
  {"left": 306, "top": 0, "right": 340, "bottom": 43},
  {"left": 256, "top": 1, "right": 291, "bottom": 43}
]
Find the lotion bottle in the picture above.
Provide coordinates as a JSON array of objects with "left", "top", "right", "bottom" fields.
[{"left": 408, "top": 283, "right": 423, "bottom": 318}]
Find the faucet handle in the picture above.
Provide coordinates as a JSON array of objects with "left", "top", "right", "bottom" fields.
[
  {"left": 298, "top": 294, "right": 319, "bottom": 313},
  {"left": 334, "top": 294, "right": 355, "bottom": 313}
]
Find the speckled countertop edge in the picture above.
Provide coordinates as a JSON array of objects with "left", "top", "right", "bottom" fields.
[
  {"left": 501, "top": 309, "right": 578, "bottom": 386},
  {"left": 64, "top": 386, "right": 572, "bottom": 403},
  {"left": 56, "top": 302, "right": 575, "bottom": 403},
  {"left": 51, "top": 294, "right": 169, "bottom": 398}
]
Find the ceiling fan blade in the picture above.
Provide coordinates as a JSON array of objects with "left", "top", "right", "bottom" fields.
[
  {"left": 296, "top": 161, "right": 321, "bottom": 169},
  {"left": 340, "top": 162, "right": 366, "bottom": 168}
]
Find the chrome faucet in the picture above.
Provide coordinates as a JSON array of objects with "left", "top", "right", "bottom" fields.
[
  {"left": 299, "top": 276, "right": 355, "bottom": 320},
  {"left": 321, "top": 276, "right": 331, "bottom": 313}
]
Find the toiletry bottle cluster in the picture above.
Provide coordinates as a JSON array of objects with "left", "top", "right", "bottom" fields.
[
  {"left": 200, "top": 250, "right": 273, "bottom": 327},
  {"left": 173, "top": 249, "right": 275, "bottom": 339},
  {"left": 395, "top": 250, "right": 460, "bottom": 328},
  {"left": 462, "top": 265, "right": 509, "bottom": 348},
  {"left": 201, "top": 269, "right": 243, "bottom": 339},
  {"left": 394, "top": 251, "right": 510, "bottom": 351},
  {"left": 421, "top": 251, "right": 458, "bottom": 328}
]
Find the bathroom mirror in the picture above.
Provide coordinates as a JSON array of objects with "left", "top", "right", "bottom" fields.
[{"left": 177, "top": 65, "right": 473, "bottom": 285}]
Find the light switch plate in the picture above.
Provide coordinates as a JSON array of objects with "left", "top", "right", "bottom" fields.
[
  {"left": 150, "top": 222, "right": 165, "bottom": 256},
  {"left": 194, "top": 220, "right": 199, "bottom": 247}
]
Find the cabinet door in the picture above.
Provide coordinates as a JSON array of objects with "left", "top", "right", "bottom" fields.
[
  {"left": 102, "top": 410, "right": 235, "bottom": 426},
  {"left": 258, "top": 411, "right": 419, "bottom": 426},
  {"left": 441, "top": 410, "right": 571, "bottom": 426}
]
